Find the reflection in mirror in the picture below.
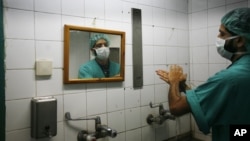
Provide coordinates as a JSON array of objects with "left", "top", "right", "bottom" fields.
[{"left": 64, "top": 25, "right": 125, "bottom": 84}]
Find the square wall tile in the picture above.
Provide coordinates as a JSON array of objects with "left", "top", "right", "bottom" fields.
[
  {"left": 154, "top": 65, "right": 168, "bottom": 84},
  {"left": 177, "top": 30, "right": 189, "bottom": 47},
  {"left": 143, "top": 65, "right": 155, "bottom": 85},
  {"left": 85, "top": 0, "right": 105, "bottom": 19},
  {"left": 142, "top": 126, "right": 155, "bottom": 141},
  {"left": 208, "top": 7, "right": 226, "bottom": 27},
  {"left": 179, "top": 114, "right": 191, "bottom": 134},
  {"left": 125, "top": 108, "right": 141, "bottom": 130},
  {"left": 177, "top": 47, "right": 189, "bottom": 64},
  {"left": 86, "top": 114, "right": 107, "bottom": 132},
  {"left": 36, "top": 69, "right": 63, "bottom": 96},
  {"left": 124, "top": 66, "right": 133, "bottom": 87},
  {"left": 108, "top": 111, "right": 125, "bottom": 132},
  {"left": 63, "top": 83, "right": 86, "bottom": 94},
  {"left": 192, "top": 64, "right": 209, "bottom": 81},
  {"left": 167, "top": 47, "right": 178, "bottom": 64},
  {"left": 140, "top": 5, "right": 153, "bottom": 25},
  {"left": 64, "top": 120, "right": 87, "bottom": 141},
  {"left": 155, "top": 84, "right": 168, "bottom": 103},
  {"left": 5, "top": 39, "right": 35, "bottom": 69},
  {"left": 141, "top": 106, "right": 157, "bottom": 126},
  {"left": 6, "top": 128, "right": 32, "bottom": 141},
  {"left": 192, "top": 46, "right": 208, "bottom": 64},
  {"left": 54, "top": 95, "right": 63, "bottom": 122},
  {"left": 208, "top": 0, "right": 226, "bottom": 8},
  {"left": 87, "top": 90, "right": 107, "bottom": 116},
  {"left": 153, "top": 27, "right": 167, "bottom": 45},
  {"left": 165, "top": 10, "right": 177, "bottom": 28},
  {"left": 142, "top": 26, "right": 154, "bottom": 45},
  {"left": 176, "top": 12, "right": 189, "bottom": 30},
  {"left": 6, "top": 123, "right": 62, "bottom": 141},
  {"left": 190, "top": 29, "right": 208, "bottom": 47},
  {"left": 152, "top": 0, "right": 165, "bottom": 8},
  {"left": 36, "top": 41, "right": 63, "bottom": 68},
  {"left": 191, "top": 0, "right": 207, "bottom": 12},
  {"left": 153, "top": 8, "right": 166, "bottom": 27},
  {"left": 125, "top": 88, "right": 140, "bottom": 109},
  {"left": 109, "top": 132, "right": 125, "bottom": 141},
  {"left": 86, "top": 83, "right": 106, "bottom": 92},
  {"left": 35, "top": 0, "right": 61, "bottom": 14},
  {"left": 62, "top": 0, "right": 84, "bottom": 17},
  {"left": 35, "top": 12, "right": 61, "bottom": 41},
  {"left": 4, "top": 0, "right": 33, "bottom": 10},
  {"left": 126, "top": 128, "right": 142, "bottom": 141},
  {"left": 208, "top": 26, "right": 219, "bottom": 45},
  {"left": 125, "top": 44, "right": 132, "bottom": 66},
  {"left": 6, "top": 70, "right": 35, "bottom": 100},
  {"left": 141, "top": 85, "right": 154, "bottom": 106},
  {"left": 143, "top": 45, "right": 154, "bottom": 65},
  {"left": 176, "top": 0, "right": 188, "bottom": 13},
  {"left": 6, "top": 99, "right": 31, "bottom": 131},
  {"left": 190, "top": 10, "right": 207, "bottom": 29},
  {"left": 122, "top": 1, "right": 133, "bottom": 23},
  {"left": 153, "top": 46, "right": 167, "bottom": 65},
  {"left": 62, "top": 15, "right": 85, "bottom": 27},
  {"left": 4, "top": 9, "right": 34, "bottom": 39},
  {"left": 64, "top": 93, "right": 87, "bottom": 118},
  {"left": 105, "top": 21, "right": 123, "bottom": 31},
  {"left": 155, "top": 124, "right": 168, "bottom": 141},
  {"left": 226, "top": 1, "right": 249, "bottom": 12},
  {"left": 107, "top": 88, "right": 124, "bottom": 112},
  {"left": 105, "top": 0, "right": 123, "bottom": 22}
]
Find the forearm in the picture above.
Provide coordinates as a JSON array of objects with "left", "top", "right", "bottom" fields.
[{"left": 169, "top": 82, "right": 190, "bottom": 116}]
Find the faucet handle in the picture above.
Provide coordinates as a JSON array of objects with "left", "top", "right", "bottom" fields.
[{"left": 149, "top": 102, "right": 162, "bottom": 108}]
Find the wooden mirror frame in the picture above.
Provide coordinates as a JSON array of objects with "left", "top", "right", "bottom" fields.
[{"left": 63, "top": 25, "right": 125, "bottom": 84}]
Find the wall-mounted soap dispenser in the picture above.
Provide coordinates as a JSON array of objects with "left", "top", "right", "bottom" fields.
[{"left": 31, "top": 96, "right": 57, "bottom": 139}]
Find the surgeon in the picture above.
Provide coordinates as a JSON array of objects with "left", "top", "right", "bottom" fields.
[
  {"left": 78, "top": 34, "right": 120, "bottom": 78},
  {"left": 156, "top": 8, "right": 250, "bottom": 141}
]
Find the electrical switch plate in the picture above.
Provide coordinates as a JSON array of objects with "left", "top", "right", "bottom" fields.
[{"left": 36, "top": 59, "right": 52, "bottom": 76}]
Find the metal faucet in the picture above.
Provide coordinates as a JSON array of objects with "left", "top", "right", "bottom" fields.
[
  {"left": 147, "top": 102, "right": 175, "bottom": 125},
  {"left": 65, "top": 112, "right": 117, "bottom": 141}
]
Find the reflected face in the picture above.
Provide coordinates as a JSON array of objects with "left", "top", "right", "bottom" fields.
[{"left": 93, "top": 39, "right": 108, "bottom": 49}]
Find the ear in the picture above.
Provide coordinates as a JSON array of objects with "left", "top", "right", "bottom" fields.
[
  {"left": 91, "top": 48, "right": 97, "bottom": 56},
  {"left": 236, "top": 36, "right": 246, "bottom": 49}
]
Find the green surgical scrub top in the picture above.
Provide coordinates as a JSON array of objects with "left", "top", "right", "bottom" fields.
[
  {"left": 78, "top": 59, "right": 120, "bottom": 78},
  {"left": 186, "top": 54, "right": 250, "bottom": 141}
]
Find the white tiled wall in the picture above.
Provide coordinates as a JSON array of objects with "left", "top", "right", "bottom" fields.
[
  {"left": 5, "top": 0, "right": 249, "bottom": 140},
  {"left": 189, "top": 0, "right": 250, "bottom": 140},
  {"left": 4, "top": 0, "right": 189, "bottom": 141}
]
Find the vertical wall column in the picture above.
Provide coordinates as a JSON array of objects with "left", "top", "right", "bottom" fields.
[{"left": 132, "top": 8, "right": 143, "bottom": 88}]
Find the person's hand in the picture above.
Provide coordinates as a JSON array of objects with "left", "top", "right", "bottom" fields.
[
  {"left": 168, "top": 65, "right": 187, "bottom": 84},
  {"left": 156, "top": 69, "right": 170, "bottom": 84},
  {"left": 156, "top": 65, "right": 187, "bottom": 84}
]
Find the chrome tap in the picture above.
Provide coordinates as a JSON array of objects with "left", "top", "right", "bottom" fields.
[
  {"left": 65, "top": 112, "right": 117, "bottom": 141},
  {"left": 147, "top": 102, "right": 175, "bottom": 125}
]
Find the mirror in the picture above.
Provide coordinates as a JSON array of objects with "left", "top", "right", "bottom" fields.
[{"left": 63, "top": 25, "right": 125, "bottom": 84}]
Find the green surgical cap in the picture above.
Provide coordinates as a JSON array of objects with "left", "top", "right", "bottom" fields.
[
  {"left": 89, "top": 34, "right": 110, "bottom": 48},
  {"left": 221, "top": 8, "right": 250, "bottom": 47}
]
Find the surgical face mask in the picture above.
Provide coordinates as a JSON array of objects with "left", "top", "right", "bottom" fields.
[
  {"left": 95, "top": 46, "right": 110, "bottom": 60},
  {"left": 216, "top": 36, "right": 239, "bottom": 60}
]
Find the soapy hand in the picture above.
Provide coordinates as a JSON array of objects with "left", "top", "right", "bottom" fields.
[{"left": 156, "top": 65, "right": 187, "bottom": 84}]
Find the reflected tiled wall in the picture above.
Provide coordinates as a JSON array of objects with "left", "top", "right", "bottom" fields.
[{"left": 4, "top": 0, "right": 189, "bottom": 141}]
